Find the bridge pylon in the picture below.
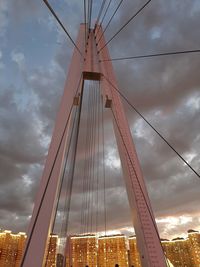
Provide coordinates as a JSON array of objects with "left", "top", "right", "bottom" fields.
[{"left": 21, "top": 24, "right": 167, "bottom": 267}]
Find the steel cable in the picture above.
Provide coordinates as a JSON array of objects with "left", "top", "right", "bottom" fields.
[
  {"left": 95, "top": 0, "right": 113, "bottom": 38},
  {"left": 45, "top": 106, "right": 79, "bottom": 267},
  {"left": 21, "top": 75, "right": 83, "bottom": 266},
  {"left": 98, "top": 0, "right": 152, "bottom": 53},
  {"left": 111, "top": 107, "right": 170, "bottom": 267},
  {"left": 43, "top": 0, "right": 83, "bottom": 57},
  {"left": 100, "top": 49, "right": 200, "bottom": 62},
  {"left": 62, "top": 81, "right": 84, "bottom": 267},
  {"left": 95, "top": 0, "right": 107, "bottom": 27},
  {"left": 84, "top": 0, "right": 87, "bottom": 49},
  {"left": 97, "top": 0, "right": 124, "bottom": 44},
  {"left": 103, "top": 74, "right": 200, "bottom": 179}
]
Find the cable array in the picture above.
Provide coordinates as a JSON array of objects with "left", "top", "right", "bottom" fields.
[
  {"left": 80, "top": 81, "right": 106, "bottom": 236},
  {"left": 95, "top": 0, "right": 113, "bottom": 38},
  {"left": 97, "top": 0, "right": 124, "bottom": 44},
  {"left": 100, "top": 0, "right": 113, "bottom": 27},
  {"left": 98, "top": 0, "right": 152, "bottom": 53},
  {"left": 101, "top": 88, "right": 107, "bottom": 239},
  {"left": 63, "top": 84, "right": 84, "bottom": 266},
  {"left": 95, "top": 0, "right": 107, "bottom": 27},
  {"left": 45, "top": 106, "right": 78, "bottom": 266}
]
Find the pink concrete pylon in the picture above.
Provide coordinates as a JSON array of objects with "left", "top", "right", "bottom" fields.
[
  {"left": 96, "top": 26, "right": 167, "bottom": 267},
  {"left": 21, "top": 24, "right": 167, "bottom": 267},
  {"left": 21, "top": 24, "right": 85, "bottom": 267}
]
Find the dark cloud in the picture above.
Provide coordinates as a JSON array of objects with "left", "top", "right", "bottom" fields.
[
  {"left": 0, "top": 0, "right": 200, "bottom": 241},
  {"left": 0, "top": 85, "right": 46, "bottom": 164},
  {"left": 9, "top": 0, "right": 42, "bottom": 22}
]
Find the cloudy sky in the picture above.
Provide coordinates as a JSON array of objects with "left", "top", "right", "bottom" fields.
[{"left": 0, "top": 0, "right": 200, "bottom": 240}]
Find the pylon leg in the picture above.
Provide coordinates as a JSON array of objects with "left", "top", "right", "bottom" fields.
[
  {"left": 21, "top": 25, "right": 85, "bottom": 267},
  {"left": 96, "top": 27, "right": 167, "bottom": 267}
]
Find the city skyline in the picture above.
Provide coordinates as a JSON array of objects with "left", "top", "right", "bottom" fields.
[
  {"left": 1, "top": 229, "right": 200, "bottom": 266},
  {"left": 0, "top": 0, "right": 200, "bottom": 242}
]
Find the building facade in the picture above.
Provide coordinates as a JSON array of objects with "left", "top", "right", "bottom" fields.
[
  {"left": 0, "top": 230, "right": 58, "bottom": 267},
  {"left": 162, "top": 230, "right": 200, "bottom": 267},
  {"left": 187, "top": 230, "right": 200, "bottom": 266},
  {"left": 0, "top": 230, "right": 26, "bottom": 267},
  {"left": 128, "top": 230, "right": 200, "bottom": 267},
  {"left": 98, "top": 235, "right": 129, "bottom": 267},
  {"left": 128, "top": 236, "right": 141, "bottom": 267},
  {"left": 69, "top": 235, "right": 97, "bottom": 267},
  {"left": 45, "top": 234, "right": 58, "bottom": 267},
  {"left": 162, "top": 237, "right": 193, "bottom": 267}
]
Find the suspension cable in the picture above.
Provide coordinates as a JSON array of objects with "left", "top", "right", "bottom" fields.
[
  {"left": 88, "top": 81, "right": 95, "bottom": 233},
  {"left": 95, "top": 0, "right": 113, "bottom": 38},
  {"left": 62, "top": 81, "right": 85, "bottom": 266},
  {"left": 103, "top": 74, "right": 200, "bottom": 179},
  {"left": 45, "top": 106, "right": 78, "bottom": 267},
  {"left": 97, "top": 0, "right": 124, "bottom": 44},
  {"left": 85, "top": 83, "right": 94, "bottom": 234},
  {"left": 98, "top": 0, "right": 152, "bottom": 53},
  {"left": 83, "top": 88, "right": 89, "bottom": 234},
  {"left": 51, "top": 105, "right": 79, "bottom": 233},
  {"left": 86, "top": 85, "right": 92, "bottom": 234},
  {"left": 43, "top": 0, "right": 83, "bottom": 57},
  {"left": 81, "top": 84, "right": 91, "bottom": 234},
  {"left": 100, "top": 0, "right": 113, "bottom": 26},
  {"left": 59, "top": 108, "right": 79, "bottom": 240},
  {"left": 86, "top": 84, "right": 92, "bottom": 234},
  {"left": 87, "top": 0, "right": 90, "bottom": 38},
  {"left": 89, "top": 0, "right": 93, "bottom": 30},
  {"left": 90, "top": 81, "right": 98, "bottom": 233},
  {"left": 95, "top": 0, "right": 107, "bottom": 27},
  {"left": 100, "top": 48, "right": 200, "bottom": 62},
  {"left": 101, "top": 92, "right": 108, "bottom": 267},
  {"left": 21, "top": 75, "right": 83, "bottom": 266},
  {"left": 90, "top": 81, "right": 97, "bottom": 233},
  {"left": 96, "top": 81, "right": 101, "bottom": 234},
  {"left": 101, "top": 93, "right": 107, "bottom": 237},
  {"left": 84, "top": 0, "right": 87, "bottom": 50}
]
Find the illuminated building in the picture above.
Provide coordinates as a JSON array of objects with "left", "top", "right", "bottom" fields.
[
  {"left": 162, "top": 237, "right": 193, "bottom": 267},
  {"left": 128, "top": 236, "right": 141, "bottom": 267},
  {"left": 161, "top": 230, "right": 200, "bottom": 267},
  {"left": 98, "top": 235, "right": 129, "bottom": 267},
  {"left": 187, "top": 229, "right": 200, "bottom": 265},
  {"left": 45, "top": 234, "right": 58, "bottom": 267},
  {"left": 0, "top": 230, "right": 26, "bottom": 267},
  {"left": 128, "top": 230, "right": 200, "bottom": 267},
  {"left": 0, "top": 228, "right": 199, "bottom": 266},
  {"left": 69, "top": 235, "right": 97, "bottom": 267}
]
